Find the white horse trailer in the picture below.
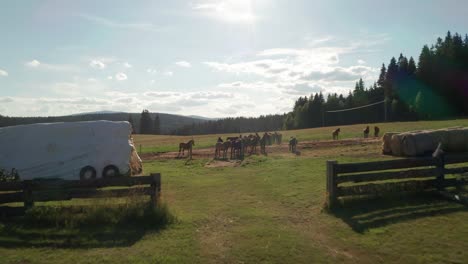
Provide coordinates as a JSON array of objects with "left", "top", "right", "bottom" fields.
[{"left": 0, "top": 121, "right": 142, "bottom": 180}]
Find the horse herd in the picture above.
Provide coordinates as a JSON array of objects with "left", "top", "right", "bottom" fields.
[
  {"left": 214, "top": 132, "right": 284, "bottom": 160},
  {"left": 177, "top": 126, "right": 381, "bottom": 160}
]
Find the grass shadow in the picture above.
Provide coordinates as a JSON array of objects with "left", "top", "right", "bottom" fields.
[
  {"left": 331, "top": 191, "right": 468, "bottom": 233},
  {"left": 0, "top": 202, "right": 176, "bottom": 249}
]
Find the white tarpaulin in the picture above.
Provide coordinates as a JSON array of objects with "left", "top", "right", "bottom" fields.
[{"left": 0, "top": 121, "right": 142, "bottom": 180}]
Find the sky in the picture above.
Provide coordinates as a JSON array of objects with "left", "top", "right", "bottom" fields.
[{"left": 0, "top": 0, "right": 467, "bottom": 118}]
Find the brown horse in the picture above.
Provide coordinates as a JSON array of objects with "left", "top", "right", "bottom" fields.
[
  {"left": 332, "top": 128, "right": 340, "bottom": 140},
  {"left": 178, "top": 139, "right": 195, "bottom": 159},
  {"left": 289, "top": 137, "right": 298, "bottom": 153},
  {"left": 215, "top": 141, "right": 231, "bottom": 159},
  {"left": 374, "top": 126, "right": 380, "bottom": 137},
  {"left": 363, "top": 126, "right": 370, "bottom": 138},
  {"left": 231, "top": 138, "right": 243, "bottom": 159}
]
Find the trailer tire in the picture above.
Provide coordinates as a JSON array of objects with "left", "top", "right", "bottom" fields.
[
  {"left": 80, "top": 166, "right": 96, "bottom": 180},
  {"left": 102, "top": 165, "right": 120, "bottom": 178}
]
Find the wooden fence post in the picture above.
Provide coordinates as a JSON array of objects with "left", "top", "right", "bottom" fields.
[
  {"left": 326, "top": 160, "right": 338, "bottom": 209},
  {"left": 150, "top": 173, "right": 161, "bottom": 207},
  {"left": 435, "top": 154, "right": 446, "bottom": 191},
  {"left": 23, "top": 181, "right": 34, "bottom": 209}
]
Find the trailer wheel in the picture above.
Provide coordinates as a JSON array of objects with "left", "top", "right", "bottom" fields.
[
  {"left": 102, "top": 165, "right": 120, "bottom": 178},
  {"left": 80, "top": 166, "right": 96, "bottom": 180}
]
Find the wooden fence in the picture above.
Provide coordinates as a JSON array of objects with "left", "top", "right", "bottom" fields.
[
  {"left": 0, "top": 173, "right": 161, "bottom": 209},
  {"left": 326, "top": 154, "right": 468, "bottom": 208}
]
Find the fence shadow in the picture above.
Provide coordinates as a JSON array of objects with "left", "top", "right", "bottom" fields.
[
  {"left": 0, "top": 203, "right": 174, "bottom": 249},
  {"left": 331, "top": 192, "right": 468, "bottom": 233}
]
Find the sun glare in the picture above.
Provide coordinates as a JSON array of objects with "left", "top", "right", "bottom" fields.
[{"left": 195, "top": 0, "right": 256, "bottom": 24}]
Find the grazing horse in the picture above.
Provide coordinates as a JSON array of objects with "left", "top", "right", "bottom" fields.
[
  {"left": 363, "top": 126, "right": 370, "bottom": 138},
  {"left": 178, "top": 139, "right": 195, "bottom": 159},
  {"left": 374, "top": 126, "right": 380, "bottom": 137},
  {"left": 332, "top": 128, "right": 341, "bottom": 140},
  {"left": 217, "top": 137, "right": 223, "bottom": 143},
  {"left": 289, "top": 137, "right": 298, "bottom": 153}
]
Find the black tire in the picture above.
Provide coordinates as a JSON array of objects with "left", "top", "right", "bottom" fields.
[
  {"left": 80, "top": 166, "right": 96, "bottom": 180},
  {"left": 102, "top": 165, "right": 120, "bottom": 178}
]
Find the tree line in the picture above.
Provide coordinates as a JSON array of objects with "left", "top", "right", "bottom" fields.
[
  {"left": 133, "top": 109, "right": 161, "bottom": 134},
  {"left": 285, "top": 31, "right": 468, "bottom": 129},
  {"left": 170, "top": 115, "right": 285, "bottom": 135}
]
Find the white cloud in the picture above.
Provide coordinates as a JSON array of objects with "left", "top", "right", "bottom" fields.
[
  {"left": 175, "top": 61, "right": 192, "bottom": 68},
  {"left": 204, "top": 38, "right": 382, "bottom": 99},
  {"left": 123, "top": 62, "right": 132, "bottom": 68},
  {"left": 115, "top": 72, "right": 128, "bottom": 81},
  {"left": 0, "top": 69, "right": 8, "bottom": 77},
  {"left": 163, "top": 71, "right": 173, "bottom": 76},
  {"left": 25, "top": 59, "right": 79, "bottom": 72},
  {"left": 26, "top": 60, "right": 41, "bottom": 67},
  {"left": 89, "top": 60, "right": 106, "bottom": 69},
  {"left": 358, "top": 59, "right": 366, "bottom": 65},
  {"left": 79, "top": 14, "right": 163, "bottom": 32},
  {"left": 107, "top": 76, "right": 113, "bottom": 80},
  {"left": 147, "top": 68, "right": 157, "bottom": 74},
  {"left": 0, "top": 97, "right": 14, "bottom": 103}
]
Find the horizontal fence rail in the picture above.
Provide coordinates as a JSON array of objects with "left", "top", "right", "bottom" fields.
[
  {"left": 0, "top": 173, "right": 161, "bottom": 209},
  {"left": 326, "top": 155, "right": 468, "bottom": 208}
]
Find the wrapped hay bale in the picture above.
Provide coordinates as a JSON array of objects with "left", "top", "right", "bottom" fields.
[
  {"left": 382, "top": 132, "right": 399, "bottom": 154},
  {"left": 390, "top": 133, "right": 406, "bottom": 156},
  {"left": 401, "top": 131, "right": 440, "bottom": 156},
  {"left": 446, "top": 127, "right": 468, "bottom": 152}
]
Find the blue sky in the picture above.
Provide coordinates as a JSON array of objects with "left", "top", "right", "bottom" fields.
[{"left": 0, "top": 0, "right": 467, "bottom": 117}]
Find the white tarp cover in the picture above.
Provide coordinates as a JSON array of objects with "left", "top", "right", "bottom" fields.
[{"left": 0, "top": 121, "right": 142, "bottom": 180}]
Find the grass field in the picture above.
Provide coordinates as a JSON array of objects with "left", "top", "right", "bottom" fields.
[
  {"left": 135, "top": 119, "right": 468, "bottom": 153},
  {"left": 1, "top": 120, "right": 468, "bottom": 263}
]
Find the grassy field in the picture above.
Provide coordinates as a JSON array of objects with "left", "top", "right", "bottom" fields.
[
  {"left": 135, "top": 119, "right": 468, "bottom": 153},
  {"left": 1, "top": 120, "right": 468, "bottom": 263}
]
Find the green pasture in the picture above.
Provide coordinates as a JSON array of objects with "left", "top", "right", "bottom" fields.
[
  {"left": 1, "top": 119, "right": 468, "bottom": 263},
  {"left": 134, "top": 119, "right": 468, "bottom": 153}
]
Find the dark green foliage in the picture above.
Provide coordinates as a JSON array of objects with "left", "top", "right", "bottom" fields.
[
  {"left": 139, "top": 109, "right": 153, "bottom": 134},
  {"left": 0, "top": 168, "right": 19, "bottom": 182},
  {"left": 153, "top": 114, "right": 161, "bottom": 135},
  {"left": 171, "top": 114, "right": 285, "bottom": 135},
  {"left": 0, "top": 112, "right": 203, "bottom": 135},
  {"left": 286, "top": 31, "right": 468, "bottom": 129}
]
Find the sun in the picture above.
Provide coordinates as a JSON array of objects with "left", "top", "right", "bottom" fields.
[{"left": 218, "top": 0, "right": 255, "bottom": 24}]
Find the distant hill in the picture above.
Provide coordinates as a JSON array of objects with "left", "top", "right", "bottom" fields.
[{"left": 0, "top": 112, "right": 208, "bottom": 134}]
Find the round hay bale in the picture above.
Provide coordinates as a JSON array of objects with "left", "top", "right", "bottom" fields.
[
  {"left": 402, "top": 132, "right": 438, "bottom": 156},
  {"left": 382, "top": 132, "right": 399, "bottom": 155},
  {"left": 446, "top": 128, "right": 468, "bottom": 152},
  {"left": 390, "top": 133, "right": 405, "bottom": 156}
]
